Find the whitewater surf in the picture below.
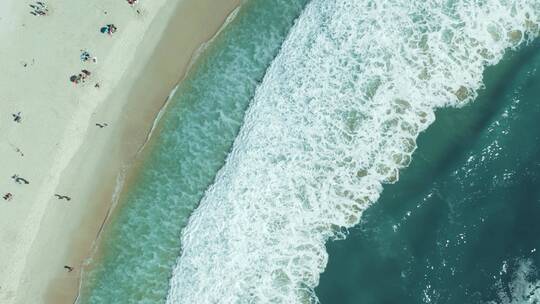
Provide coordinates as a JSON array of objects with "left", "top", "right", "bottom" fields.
[{"left": 167, "top": 1, "right": 539, "bottom": 303}]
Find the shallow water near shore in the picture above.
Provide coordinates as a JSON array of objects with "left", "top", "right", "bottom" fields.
[
  {"left": 78, "top": 0, "right": 308, "bottom": 302},
  {"left": 316, "top": 39, "right": 540, "bottom": 304}
]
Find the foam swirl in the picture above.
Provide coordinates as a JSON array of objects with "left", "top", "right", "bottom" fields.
[
  {"left": 167, "top": 1, "right": 539, "bottom": 303},
  {"left": 491, "top": 259, "right": 540, "bottom": 303}
]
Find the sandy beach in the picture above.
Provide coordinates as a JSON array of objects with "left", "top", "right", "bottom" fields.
[{"left": 0, "top": 0, "right": 239, "bottom": 303}]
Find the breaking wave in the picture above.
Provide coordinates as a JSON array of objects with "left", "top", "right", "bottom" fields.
[{"left": 167, "top": 1, "right": 540, "bottom": 303}]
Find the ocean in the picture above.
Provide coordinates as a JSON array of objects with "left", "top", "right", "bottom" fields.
[
  {"left": 316, "top": 38, "right": 540, "bottom": 304},
  {"left": 80, "top": 0, "right": 540, "bottom": 303}
]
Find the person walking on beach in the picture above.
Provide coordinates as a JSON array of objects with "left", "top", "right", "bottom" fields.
[
  {"left": 54, "top": 194, "right": 71, "bottom": 201},
  {"left": 11, "top": 175, "right": 29, "bottom": 184},
  {"left": 12, "top": 112, "right": 22, "bottom": 123}
]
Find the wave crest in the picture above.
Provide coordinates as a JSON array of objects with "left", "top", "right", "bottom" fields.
[{"left": 167, "top": 1, "right": 540, "bottom": 303}]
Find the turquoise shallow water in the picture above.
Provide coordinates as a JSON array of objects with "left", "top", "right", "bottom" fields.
[
  {"left": 316, "top": 39, "right": 540, "bottom": 303},
  {"left": 78, "top": 1, "right": 308, "bottom": 302}
]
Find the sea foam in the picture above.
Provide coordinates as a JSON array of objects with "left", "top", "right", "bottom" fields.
[
  {"left": 167, "top": 1, "right": 540, "bottom": 303},
  {"left": 491, "top": 259, "right": 540, "bottom": 303}
]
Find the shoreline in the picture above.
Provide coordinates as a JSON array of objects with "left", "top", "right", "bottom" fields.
[
  {"left": 71, "top": 2, "right": 243, "bottom": 303},
  {"left": 134, "top": 5, "right": 242, "bottom": 160},
  {"left": 49, "top": 1, "right": 242, "bottom": 303},
  {"left": 0, "top": 0, "right": 240, "bottom": 303}
]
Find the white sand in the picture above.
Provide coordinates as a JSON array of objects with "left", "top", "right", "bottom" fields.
[{"left": 0, "top": 0, "right": 239, "bottom": 303}]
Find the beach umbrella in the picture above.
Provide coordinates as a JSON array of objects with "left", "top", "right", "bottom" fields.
[
  {"left": 100, "top": 26, "right": 108, "bottom": 34},
  {"left": 80, "top": 51, "right": 90, "bottom": 61},
  {"left": 69, "top": 75, "right": 77, "bottom": 82}
]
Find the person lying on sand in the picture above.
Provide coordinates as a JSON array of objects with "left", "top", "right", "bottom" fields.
[
  {"left": 3, "top": 193, "right": 13, "bottom": 201},
  {"left": 63, "top": 265, "right": 74, "bottom": 272}
]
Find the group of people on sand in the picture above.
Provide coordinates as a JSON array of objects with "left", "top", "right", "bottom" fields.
[
  {"left": 2, "top": 175, "right": 30, "bottom": 201},
  {"left": 3, "top": 113, "right": 25, "bottom": 200},
  {"left": 69, "top": 0, "right": 144, "bottom": 86},
  {"left": 80, "top": 50, "right": 97, "bottom": 63},
  {"left": 3, "top": 0, "right": 144, "bottom": 275},
  {"left": 100, "top": 24, "right": 118, "bottom": 36},
  {"left": 12, "top": 112, "right": 22, "bottom": 123},
  {"left": 29, "top": 1, "right": 48, "bottom": 16},
  {"left": 69, "top": 69, "right": 91, "bottom": 84},
  {"left": 70, "top": 50, "right": 99, "bottom": 86}
]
